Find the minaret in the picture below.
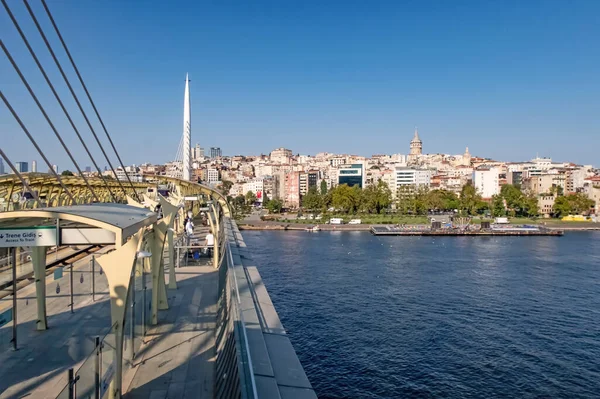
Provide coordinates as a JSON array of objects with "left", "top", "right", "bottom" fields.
[
  {"left": 182, "top": 73, "right": 191, "bottom": 181},
  {"left": 409, "top": 127, "right": 422, "bottom": 156}
]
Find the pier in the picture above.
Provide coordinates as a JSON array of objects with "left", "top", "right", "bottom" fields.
[{"left": 371, "top": 225, "right": 564, "bottom": 236}]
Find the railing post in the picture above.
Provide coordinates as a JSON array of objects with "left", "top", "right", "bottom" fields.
[
  {"left": 91, "top": 255, "right": 96, "bottom": 302},
  {"left": 68, "top": 368, "right": 74, "bottom": 399},
  {"left": 69, "top": 262, "right": 74, "bottom": 313},
  {"left": 11, "top": 247, "right": 17, "bottom": 351},
  {"left": 95, "top": 336, "right": 100, "bottom": 399},
  {"left": 142, "top": 276, "right": 147, "bottom": 336},
  {"left": 130, "top": 285, "right": 135, "bottom": 360}
]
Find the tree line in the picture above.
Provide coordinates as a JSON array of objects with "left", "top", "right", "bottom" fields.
[{"left": 224, "top": 178, "right": 594, "bottom": 219}]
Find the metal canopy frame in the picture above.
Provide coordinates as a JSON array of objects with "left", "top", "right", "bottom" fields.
[{"left": 0, "top": 203, "right": 157, "bottom": 246}]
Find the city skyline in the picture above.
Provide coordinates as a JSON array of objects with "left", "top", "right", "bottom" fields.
[{"left": 2, "top": 0, "right": 599, "bottom": 167}]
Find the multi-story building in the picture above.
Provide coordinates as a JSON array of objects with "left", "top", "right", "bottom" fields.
[
  {"left": 207, "top": 168, "right": 220, "bottom": 184},
  {"left": 210, "top": 147, "right": 222, "bottom": 158},
  {"left": 0, "top": 158, "right": 4, "bottom": 175},
  {"left": 394, "top": 167, "right": 432, "bottom": 189},
  {"left": 583, "top": 176, "right": 600, "bottom": 216},
  {"left": 307, "top": 170, "right": 319, "bottom": 190},
  {"left": 565, "top": 166, "right": 592, "bottom": 193},
  {"left": 31, "top": 160, "right": 37, "bottom": 173},
  {"left": 242, "top": 179, "right": 265, "bottom": 202},
  {"left": 270, "top": 148, "right": 293, "bottom": 164},
  {"left": 472, "top": 167, "right": 500, "bottom": 198},
  {"left": 299, "top": 173, "right": 308, "bottom": 196},
  {"left": 115, "top": 166, "right": 144, "bottom": 182},
  {"left": 522, "top": 173, "right": 566, "bottom": 195},
  {"left": 338, "top": 164, "right": 364, "bottom": 188},
  {"left": 538, "top": 195, "right": 556, "bottom": 217},
  {"left": 193, "top": 143, "right": 205, "bottom": 160},
  {"left": 284, "top": 171, "right": 300, "bottom": 208},
  {"left": 16, "top": 162, "right": 28, "bottom": 173},
  {"left": 507, "top": 171, "right": 523, "bottom": 186},
  {"left": 272, "top": 171, "right": 286, "bottom": 200},
  {"left": 330, "top": 157, "right": 346, "bottom": 167}
]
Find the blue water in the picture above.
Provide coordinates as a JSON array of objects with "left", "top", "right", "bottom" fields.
[{"left": 244, "top": 231, "right": 600, "bottom": 398}]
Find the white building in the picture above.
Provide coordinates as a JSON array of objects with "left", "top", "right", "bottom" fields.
[
  {"left": 207, "top": 168, "right": 220, "bottom": 184},
  {"left": 394, "top": 167, "right": 432, "bottom": 188},
  {"left": 330, "top": 157, "right": 346, "bottom": 167},
  {"left": 115, "top": 166, "right": 144, "bottom": 182},
  {"left": 242, "top": 179, "right": 265, "bottom": 202},
  {"left": 472, "top": 167, "right": 500, "bottom": 198},
  {"left": 270, "top": 148, "right": 292, "bottom": 164}
]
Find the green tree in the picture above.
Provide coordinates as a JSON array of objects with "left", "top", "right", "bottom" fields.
[
  {"left": 231, "top": 194, "right": 248, "bottom": 219},
  {"left": 521, "top": 194, "right": 539, "bottom": 217},
  {"left": 220, "top": 180, "right": 234, "bottom": 196},
  {"left": 413, "top": 186, "right": 430, "bottom": 215},
  {"left": 360, "top": 185, "right": 378, "bottom": 213},
  {"left": 500, "top": 184, "right": 523, "bottom": 212},
  {"left": 374, "top": 180, "right": 392, "bottom": 213},
  {"left": 459, "top": 182, "right": 481, "bottom": 215},
  {"left": 568, "top": 193, "right": 594, "bottom": 214},
  {"left": 245, "top": 191, "right": 257, "bottom": 205},
  {"left": 553, "top": 195, "right": 571, "bottom": 218},
  {"left": 302, "top": 187, "right": 323, "bottom": 211},
  {"left": 547, "top": 185, "right": 564, "bottom": 197},
  {"left": 266, "top": 198, "right": 283, "bottom": 213},
  {"left": 396, "top": 185, "right": 417, "bottom": 214},
  {"left": 320, "top": 180, "right": 328, "bottom": 196},
  {"left": 491, "top": 194, "right": 505, "bottom": 217},
  {"left": 331, "top": 184, "right": 360, "bottom": 213},
  {"left": 61, "top": 170, "right": 74, "bottom": 176}
]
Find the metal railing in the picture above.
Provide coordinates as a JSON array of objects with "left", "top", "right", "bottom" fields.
[
  {"left": 214, "top": 221, "right": 257, "bottom": 399},
  {"left": 55, "top": 323, "right": 117, "bottom": 399},
  {"left": 54, "top": 258, "right": 151, "bottom": 399}
]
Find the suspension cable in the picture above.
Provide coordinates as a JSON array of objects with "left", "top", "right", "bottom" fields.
[
  {"left": 2, "top": 39, "right": 94, "bottom": 205},
  {"left": 1, "top": 91, "right": 76, "bottom": 204},
  {"left": 40, "top": 0, "right": 142, "bottom": 202},
  {"left": 16, "top": 0, "right": 116, "bottom": 202},
  {"left": 3, "top": 0, "right": 109, "bottom": 202},
  {"left": 11, "top": 0, "right": 126, "bottom": 202}
]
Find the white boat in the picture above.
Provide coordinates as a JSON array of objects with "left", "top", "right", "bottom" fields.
[{"left": 306, "top": 225, "right": 321, "bottom": 232}]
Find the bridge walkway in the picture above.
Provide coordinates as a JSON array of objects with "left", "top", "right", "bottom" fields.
[
  {"left": 0, "top": 245, "right": 115, "bottom": 399},
  {"left": 0, "top": 224, "right": 214, "bottom": 399}
]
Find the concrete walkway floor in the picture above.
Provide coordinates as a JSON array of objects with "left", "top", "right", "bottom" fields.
[
  {"left": 0, "top": 225, "right": 216, "bottom": 399},
  {"left": 123, "top": 264, "right": 217, "bottom": 399}
]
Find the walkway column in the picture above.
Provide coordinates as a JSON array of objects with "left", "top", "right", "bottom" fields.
[
  {"left": 167, "top": 227, "right": 177, "bottom": 289},
  {"left": 158, "top": 197, "right": 179, "bottom": 290},
  {"left": 95, "top": 229, "right": 144, "bottom": 399},
  {"left": 30, "top": 246, "right": 48, "bottom": 330},
  {"left": 209, "top": 202, "right": 220, "bottom": 269}
]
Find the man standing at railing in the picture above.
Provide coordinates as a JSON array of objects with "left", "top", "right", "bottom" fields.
[
  {"left": 185, "top": 217, "right": 194, "bottom": 236},
  {"left": 205, "top": 232, "right": 214, "bottom": 256}
]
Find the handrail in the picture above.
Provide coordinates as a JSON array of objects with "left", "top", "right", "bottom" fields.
[{"left": 226, "top": 239, "right": 258, "bottom": 399}]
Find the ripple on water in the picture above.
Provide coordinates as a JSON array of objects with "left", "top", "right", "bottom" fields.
[{"left": 244, "top": 231, "right": 600, "bottom": 398}]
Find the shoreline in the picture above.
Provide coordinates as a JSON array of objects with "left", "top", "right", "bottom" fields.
[{"left": 238, "top": 221, "right": 600, "bottom": 232}]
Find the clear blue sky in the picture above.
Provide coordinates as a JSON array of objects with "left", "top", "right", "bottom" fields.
[{"left": 1, "top": 0, "right": 599, "bottom": 170}]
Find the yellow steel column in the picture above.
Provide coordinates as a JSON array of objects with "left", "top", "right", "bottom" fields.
[
  {"left": 95, "top": 228, "right": 144, "bottom": 399},
  {"left": 30, "top": 246, "right": 48, "bottom": 330}
]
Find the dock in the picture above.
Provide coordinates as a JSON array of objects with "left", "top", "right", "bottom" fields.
[{"left": 371, "top": 225, "right": 564, "bottom": 236}]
